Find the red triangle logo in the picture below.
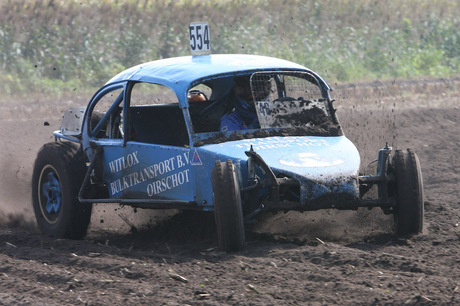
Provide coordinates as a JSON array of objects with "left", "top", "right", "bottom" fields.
[{"left": 191, "top": 149, "right": 202, "bottom": 165}]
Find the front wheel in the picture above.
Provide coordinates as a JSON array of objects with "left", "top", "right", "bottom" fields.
[
  {"left": 211, "top": 160, "right": 245, "bottom": 252},
  {"left": 390, "top": 149, "right": 424, "bottom": 235},
  {"left": 32, "top": 142, "right": 92, "bottom": 239}
]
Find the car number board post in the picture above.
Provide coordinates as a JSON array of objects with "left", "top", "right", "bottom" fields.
[{"left": 189, "top": 22, "right": 211, "bottom": 56}]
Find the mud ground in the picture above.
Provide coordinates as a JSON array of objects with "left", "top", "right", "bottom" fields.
[{"left": 0, "top": 77, "right": 459, "bottom": 305}]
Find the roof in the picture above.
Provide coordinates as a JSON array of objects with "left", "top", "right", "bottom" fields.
[{"left": 106, "top": 54, "right": 330, "bottom": 94}]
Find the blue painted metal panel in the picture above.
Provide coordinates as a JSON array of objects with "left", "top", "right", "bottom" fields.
[
  {"left": 108, "top": 54, "right": 306, "bottom": 85},
  {"left": 200, "top": 136, "right": 360, "bottom": 180},
  {"left": 193, "top": 136, "right": 361, "bottom": 207},
  {"left": 96, "top": 140, "right": 194, "bottom": 202}
]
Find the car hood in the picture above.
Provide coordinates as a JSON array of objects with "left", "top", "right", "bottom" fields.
[{"left": 196, "top": 136, "right": 360, "bottom": 183}]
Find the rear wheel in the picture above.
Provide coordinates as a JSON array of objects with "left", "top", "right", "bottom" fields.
[
  {"left": 32, "top": 142, "right": 92, "bottom": 239},
  {"left": 391, "top": 149, "right": 424, "bottom": 235},
  {"left": 211, "top": 160, "right": 245, "bottom": 252}
]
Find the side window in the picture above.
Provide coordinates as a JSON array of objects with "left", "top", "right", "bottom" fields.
[
  {"left": 90, "top": 87, "right": 124, "bottom": 139},
  {"left": 188, "top": 83, "right": 227, "bottom": 133},
  {"left": 130, "top": 82, "right": 178, "bottom": 106},
  {"left": 129, "top": 82, "right": 189, "bottom": 146}
]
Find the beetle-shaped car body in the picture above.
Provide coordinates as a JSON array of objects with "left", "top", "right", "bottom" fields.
[{"left": 32, "top": 54, "right": 424, "bottom": 251}]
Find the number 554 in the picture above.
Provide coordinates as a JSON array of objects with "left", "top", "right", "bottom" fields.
[{"left": 189, "top": 23, "right": 211, "bottom": 55}]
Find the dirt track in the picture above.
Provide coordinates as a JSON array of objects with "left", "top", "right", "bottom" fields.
[{"left": 0, "top": 78, "right": 459, "bottom": 305}]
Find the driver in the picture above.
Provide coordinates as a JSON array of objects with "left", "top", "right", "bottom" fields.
[{"left": 220, "top": 75, "right": 269, "bottom": 131}]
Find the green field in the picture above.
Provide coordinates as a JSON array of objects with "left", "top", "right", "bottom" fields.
[{"left": 1, "top": 0, "right": 459, "bottom": 97}]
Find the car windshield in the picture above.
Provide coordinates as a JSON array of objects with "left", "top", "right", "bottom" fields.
[
  {"left": 190, "top": 71, "right": 342, "bottom": 146},
  {"left": 251, "top": 71, "right": 332, "bottom": 129}
]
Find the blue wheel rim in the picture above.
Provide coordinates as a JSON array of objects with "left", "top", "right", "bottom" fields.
[
  {"left": 38, "top": 165, "right": 62, "bottom": 224},
  {"left": 42, "top": 171, "right": 62, "bottom": 214}
]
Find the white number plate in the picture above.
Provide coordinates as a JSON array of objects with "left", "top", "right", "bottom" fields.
[{"left": 189, "top": 22, "right": 211, "bottom": 56}]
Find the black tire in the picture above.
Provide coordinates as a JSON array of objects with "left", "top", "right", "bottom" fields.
[
  {"left": 32, "top": 142, "right": 92, "bottom": 239},
  {"left": 211, "top": 160, "right": 245, "bottom": 252},
  {"left": 391, "top": 149, "right": 424, "bottom": 235}
]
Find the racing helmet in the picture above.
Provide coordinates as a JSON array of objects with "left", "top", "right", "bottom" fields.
[
  {"left": 187, "top": 89, "right": 207, "bottom": 102},
  {"left": 233, "top": 75, "right": 271, "bottom": 108}
]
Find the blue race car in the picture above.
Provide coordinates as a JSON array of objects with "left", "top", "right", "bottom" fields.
[{"left": 32, "top": 54, "right": 424, "bottom": 252}]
